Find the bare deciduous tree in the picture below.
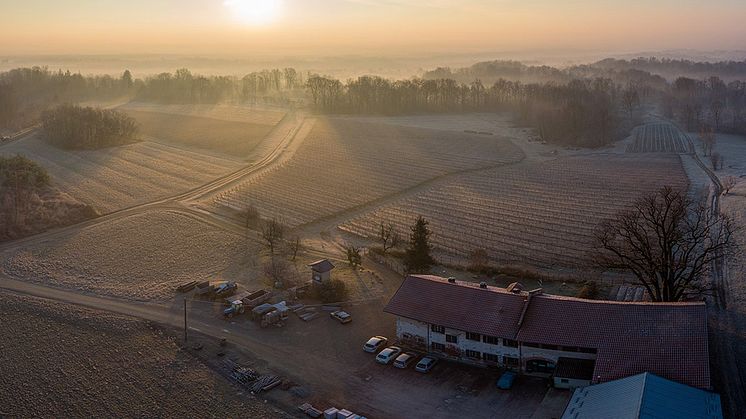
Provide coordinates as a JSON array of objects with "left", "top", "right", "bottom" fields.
[
  {"left": 711, "top": 152, "right": 721, "bottom": 170},
  {"left": 261, "top": 218, "right": 284, "bottom": 254},
  {"left": 345, "top": 244, "right": 362, "bottom": 270},
  {"left": 594, "top": 186, "right": 736, "bottom": 302},
  {"left": 243, "top": 205, "right": 260, "bottom": 229},
  {"left": 378, "top": 222, "right": 401, "bottom": 255},
  {"left": 723, "top": 176, "right": 738, "bottom": 195},
  {"left": 288, "top": 235, "right": 303, "bottom": 261},
  {"left": 468, "top": 248, "right": 490, "bottom": 273},
  {"left": 699, "top": 128, "right": 716, "bottom": 156},
  {"left": 263, "top": 255, "right": 292, "bottom": 288}
]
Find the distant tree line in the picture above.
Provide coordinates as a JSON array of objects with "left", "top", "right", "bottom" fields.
[
  {"left": 592, "top": 57, "right": 746, "bottom": 81},
  {"left": 306, "top": 74, "right": 623, "bottom": 147},
  {"left": 0, "top": 66, "right": 303, "bottom": 128},
  {"left": 135, "top": 67, "right": 303, "bottom": 104},
  {"left": 41, "top": 104, "right": 138, "bottom": 149}
]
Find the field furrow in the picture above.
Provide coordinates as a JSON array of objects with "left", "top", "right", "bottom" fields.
[{"left": 340, "top": 154, "right": 689, "bottom": 268}]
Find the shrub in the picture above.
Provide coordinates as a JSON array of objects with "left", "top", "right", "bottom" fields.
[
  {"left": 577, "top": 281, "right": 600, "bottom": 300},
  {"left": 312, "top": 279, "right": 349, "bottom": 304}
]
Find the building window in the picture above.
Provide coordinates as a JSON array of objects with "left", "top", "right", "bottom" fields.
[
  {"left": 466, "top": 332, "right": 481, "bottom": 341},
  {"left": 482, "top": 335, "right": 499, "bottom": 345},
  {"left": 465, "top": 350, "right": 481, "bottom": 359},
  {"left": 431, "top": 325, "right": 445, "bottom": 334},
  {"left": 446, "top": 334, "right": 458, "bottom": 344},
  {"left": 522, "top": 342, "right": 540, "bottom": 348},
  {"left": 503, "top": 356, "right": 520, "bottom": 368},
  {"left": 503, "top": 339, "right": 518, "bottom": 348},
  {"left": 526, "top": 359, "right": 556, "bottom": 374},
  {"left": 483, "top": 353, "right": 499, "bottom": 363},
  {"left": 432, "top": 342, "right": 445, "bottom": 351}
]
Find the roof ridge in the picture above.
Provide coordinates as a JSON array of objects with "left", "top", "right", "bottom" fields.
[{"left": 636, "top": 372, "right": 648, "bottom": 419}]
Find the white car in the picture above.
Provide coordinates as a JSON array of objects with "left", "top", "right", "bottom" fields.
[
  {"left": 376, "top": 346, "right": 402, "bottom": 364},
  {"left": 415, "top": 356, "right": 438, "bottom": 373},
  {"left": 393, "top": 352, "right": 417, "bottom": 369},
  {"left": 330, "top": 310, "right": 352, "bottom": 324},
  {"left": 363, "top": 336, "right": 388, "bottom": 353}
]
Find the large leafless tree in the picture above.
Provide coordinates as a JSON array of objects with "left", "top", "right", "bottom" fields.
[{"left": 594, "top": 186, "right": 736, "bottom": 302}]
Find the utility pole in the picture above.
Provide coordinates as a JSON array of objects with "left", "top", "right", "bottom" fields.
[{"left": 183, "top": 298, "right": 188, "bottom": 343}]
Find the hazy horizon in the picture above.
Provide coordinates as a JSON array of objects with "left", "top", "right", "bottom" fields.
[{"left": 3, "top": 0, "right": 746, "bottom": 57}]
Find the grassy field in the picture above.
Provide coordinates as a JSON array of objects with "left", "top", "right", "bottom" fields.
[
  {"left": 119, "top": 102, "right": 286, "bottom": 125},
  {"left": 210, "top": 117, "right": 525, "bottom": 227},
  {"left": 124, "top": 109, "right": 277, "bottom": 157},
  {"left": 341, "top": 154, "right": 689, "bottom": 268},
  {"left": 1, "top": 210, "right": 257, "bottom": 301},
  {"left": 1, "top": 136, "right": 243, "bottom": 214},
  {"left": 0, "top": 291, "right": 284, "bottom": 418}
]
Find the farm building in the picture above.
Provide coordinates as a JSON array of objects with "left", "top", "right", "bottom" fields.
[
  {"left": 384, "top": 275, "right": 711, "bottom": 389},
  {"left": 308, "top": 259, "right": 335, "bottom": 283},
  {"left": 561, "top": 372, "right": 723, "bottom": 419}
]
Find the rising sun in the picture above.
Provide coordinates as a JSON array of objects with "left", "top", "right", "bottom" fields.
[{"left": 224, "top": 0, "right": 283, "bottom": 26}]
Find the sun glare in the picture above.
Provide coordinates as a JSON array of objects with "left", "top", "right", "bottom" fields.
[{"left": 224, "top": 0, "right": 282, "bottom": 26}]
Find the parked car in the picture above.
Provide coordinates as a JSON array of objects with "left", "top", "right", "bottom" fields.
[
  {"left": 376, "top": 346, "right": 402, "bottom": 364},
  {"left": 497, "top": 371, "right": 517, "bottom": 390},
  {"left": 363, "top": 336, "right": 388, "bottom": 353},
  {"left": 393, "top": 352, "right": 417, "bottom": 369},
  {"left": 415, "top": 356, "right": 438, "bottom": 373},
  {"left": 330, "top": 310, "right": 351, "bottom": 324}
]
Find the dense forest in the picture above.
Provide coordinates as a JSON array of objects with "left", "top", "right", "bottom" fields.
[
  {"left": 663, "top": 76, "right": 746, "bottom": 134},
  {"left": 41, "top": 105, "right": 139, "bottom": 149}
]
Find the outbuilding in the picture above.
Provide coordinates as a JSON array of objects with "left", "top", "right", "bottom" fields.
[
  {"left": 309, "top": 259, "right": 335, "bottom": 284},
  {"left": 562, "top": 372, "right": 723, "bottom": 419}
]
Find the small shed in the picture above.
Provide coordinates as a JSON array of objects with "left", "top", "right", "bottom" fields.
[
  {"left": 553, "top": 357, "right": 595, "bottom": 389},
  {"left": 309, "top": 259, "right": 335, "bottom": 284}
]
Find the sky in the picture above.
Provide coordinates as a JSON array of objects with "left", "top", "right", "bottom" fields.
[{"left": 1, "top": 0, "right": 746, "bottom": 57}]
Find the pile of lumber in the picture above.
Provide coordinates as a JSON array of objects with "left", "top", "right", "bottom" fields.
[
  {"left": 224, "top": 359, "right": 282, "bottom": 393},
  {"left": 293, "top": 305, "right": 320, "bottom": 322}
]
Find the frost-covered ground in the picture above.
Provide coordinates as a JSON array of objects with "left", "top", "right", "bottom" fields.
[
  {"left": 1, "top": 210, "right": 259, "bottom": 301},
  {"left": 0, "top": 290, "right": 284, "bottom": 418},
  {"left": 1, "top": 136, "right": 243, "bottom": 214}
]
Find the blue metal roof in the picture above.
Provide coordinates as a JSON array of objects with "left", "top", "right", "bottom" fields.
[{"left": 562, "top": 372, "right": 723, "bottom": 419}]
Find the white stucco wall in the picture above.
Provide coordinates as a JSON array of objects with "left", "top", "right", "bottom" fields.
[{"left": 395, "top": 317, "right": 520, "bottom": 367}]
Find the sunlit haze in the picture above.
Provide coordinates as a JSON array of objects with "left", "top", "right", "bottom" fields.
[{"left": 2, "top": 0, "right": 746, "bottom": 56}]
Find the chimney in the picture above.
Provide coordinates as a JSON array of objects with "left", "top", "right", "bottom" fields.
[
  {"left": 479, "top": 282, "right": 487, "bottom": 289},
  {"left": 447, "top": 277, "right": 456, "bottom": 283}
]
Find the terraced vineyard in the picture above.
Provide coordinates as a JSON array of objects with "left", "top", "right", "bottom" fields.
[
  {"left": 1, "top": 136, "right": 243, "bottom": 214},
  {"left": 340, "top": 154, "right": 689, "bottom": 268},
  {"left": 626, "top": 123, "right": 691, "bottom": 153},
  {"left": 209, "top": 118, "right": 525, "bottom": 227}
]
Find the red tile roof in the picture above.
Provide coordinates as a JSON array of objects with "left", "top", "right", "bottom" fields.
[
  {"left": 384, "top": 275, "right": 710, "bottom": 389},
  {"left": 518, "top": 294, "right": 710, "bottom": 389},
  {"left": 384, "top": 275, "right": 527, "bottom": 339}
]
